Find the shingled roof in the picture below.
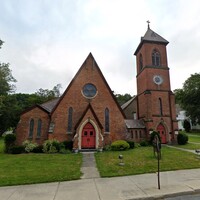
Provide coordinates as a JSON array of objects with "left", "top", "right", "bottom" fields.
[
  {"left": 40, "top": 98, "right": 60, "bottom": 113},
  {"left": 125, "top": 119, "right": 145, "bottom": 129},
  {"left": 121, "top": 96, "right": 136, "bottom": 110},
  {"left": 134, "top": 26, "right": 169, "bottom": 55}
]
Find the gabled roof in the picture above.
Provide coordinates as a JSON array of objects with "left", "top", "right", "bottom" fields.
[
  {"left": 125, "top": 119, "right": 145, "bottom": 129},
  {"left": 20, "top": 104, "right": 50, "bottom": 115},
  {"left": 40, "top": 98, "right": 60, "bottom": 113},
  {"left": 51, "top": 53, "right": 126, "bottom": 118},
  {"left": 134, "top": 27, "right": 169, "bottom": 55},
  {"left": 121, "top": 96, "right": 136, "bottom": 110},
  {"left": 74, "top": 103, "right": 103, "bottom": 130}
]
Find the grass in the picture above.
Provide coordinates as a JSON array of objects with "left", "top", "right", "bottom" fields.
[
  {"left": 95, "top": 146, "right": 200, "bottom": 177},
  {"left": 188, "top": 135, "right": 200, "bottom": 143},
  {"left": 1, "top": 132, "right": 200, "bottom": 186},
  {"left": 175, "top": 143, "right": 200, "bottom": 150},
  {"left": 0, "top": 137, "right": 82, "bottom": 186},
  {"left": 173, "top": 131, "right": 200, "bottom": 150}
]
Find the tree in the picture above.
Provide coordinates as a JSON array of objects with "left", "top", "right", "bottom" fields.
[
  {"left": 35, "top": 83, "right": 62, "bottom": 103},
  {"left": 0, "top": 84, "right": 61, "bottom": 135},
  {"left": 115, "top": 93, "right": 132, "bottom": 106},
  {"left": 174, "top": 73, "right": 200, "bottom": 125},
  {"left": 0, "top": 40, "right": 16, "bottom": 95},
  {"left": 183, "top": 119, "right": 191, "bottom": 132}
]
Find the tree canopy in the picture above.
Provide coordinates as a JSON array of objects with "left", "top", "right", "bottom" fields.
[
  {"left": 115, "top": 93, "right": 132, "bottom": 106},
  {"left": 0, "top": 40, "right": 16, "bottom": 95},
  {"left": 174, "top": 73, "right": 200, "bottom": 125}
]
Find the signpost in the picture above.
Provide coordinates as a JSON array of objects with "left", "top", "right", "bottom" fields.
[{"left": 153, "top": 134, "right": 161, "bottom": 190}]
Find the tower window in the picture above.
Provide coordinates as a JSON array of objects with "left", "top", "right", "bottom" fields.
[
  {"left": 67, "top": 107, "right": 73, "bottom": 132},
  {"left": 159, "top": 98, "right": 163, "bottom": 116},
  {"left": 105, "top": 108, "right": 110, "bottom": 132},
  {"left": 139, "top": 54, "right": 143, "bottom": 71},
  {"left": 29, "top": 119, "right": 34, "bottom": 138},
  {"left": 152, "top": 50, "right": 160, "bottom": 66}
]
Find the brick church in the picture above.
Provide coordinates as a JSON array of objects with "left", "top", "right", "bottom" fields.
[{"left": 16, "top": 25, "right": 178, "bottom": 150}]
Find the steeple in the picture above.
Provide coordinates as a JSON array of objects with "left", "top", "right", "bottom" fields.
[{"left": 134, "top": 24, "right": 169, "bottom": 55}]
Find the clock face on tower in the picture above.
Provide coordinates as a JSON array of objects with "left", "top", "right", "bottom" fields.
[{"left": 153, "top": 75, "right": 163, "bottom": 85}]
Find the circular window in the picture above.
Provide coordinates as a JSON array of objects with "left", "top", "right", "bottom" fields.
[
  {"left": 82, "top": 83, "right": 97, "bottom": 98},
  {"left": 153, "top": 75, "right": 163, "bottom": 85}
]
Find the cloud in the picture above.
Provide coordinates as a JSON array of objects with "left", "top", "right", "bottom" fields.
[{"left": 0, "top": 0, "right": 200, "bottom": 95}]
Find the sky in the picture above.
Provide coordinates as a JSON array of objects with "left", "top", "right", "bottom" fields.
[{"left": 0, "top": 0, "right": 200, "bottom": 96}]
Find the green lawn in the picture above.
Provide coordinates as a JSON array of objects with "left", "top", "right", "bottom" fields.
[
  {"left": 95, "top": 146, "right": 200, "bottom": 177},
  {"left": 0, "top": 137, "right": 82, "bottom": 186},
  {"left": 188, "top": 135, "right": 200, "bottom": 143},
  {"left": 175, "top": 143, "right": 200, "bottom": 150},
  {"left": 173, "top": 132, "right": 200, "bottom": 150}
]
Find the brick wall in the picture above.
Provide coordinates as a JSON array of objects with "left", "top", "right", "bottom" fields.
[{"left": 16, "top": 107, "right": 50, "bottom": 145}]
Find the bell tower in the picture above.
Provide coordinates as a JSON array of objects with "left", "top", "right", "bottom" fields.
[{"left": 134, "top": 24, "right": 178, "bottom": 143}]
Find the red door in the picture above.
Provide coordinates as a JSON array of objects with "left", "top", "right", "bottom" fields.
[
  {"left": 81, "top": 123, "right": 96, "bottom": 149},
  {"left": 157, "top": 124, "right": 167, "bottom": 144}
]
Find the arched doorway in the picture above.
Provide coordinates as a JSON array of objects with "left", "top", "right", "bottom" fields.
[
  {"left": 157, "top": 124, "right": 167, "bottom": 144},
  {"left": 81, "top": 122, "right": 96, "bottom": 149}
]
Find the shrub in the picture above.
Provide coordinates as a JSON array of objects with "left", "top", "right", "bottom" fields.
[
  {"left": 149, "top": 131, "right": 161, "bottom": 145},
  {"left": 103, "top": 145, "right": 111, "bottom": 151},
  {"left": 140, "top": 140, "right": 149, "bottom": 147},
  {"left": 43, "top": 139, "right": 60, "bottom": 153},
  {"left": 111, "top": 140, "right": 130, "bottom": 151},
  {"left": 10, "top": 146, "right": 24, "bottom": 154},
  {"left": 4, "top": 134, "right": 16, "bottom": 153},
  {"left": 177, "top": 133, "right": 188, "bottom": 145},
  {"left": 127, "top": 141, "right": 135, "bottom": 149},
  {"left": 62, "top": 141, "right": 73, "bottom": 150},
  {"left": 23, "top": 140, "right": 38, "bottom": 153},
  {"left": 32, "top": 145, "right": 43, "bottom": 153}
]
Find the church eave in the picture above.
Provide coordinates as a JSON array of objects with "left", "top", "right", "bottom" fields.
[{"left": 134, "top": 40, "right": 169, "bottom": 55}]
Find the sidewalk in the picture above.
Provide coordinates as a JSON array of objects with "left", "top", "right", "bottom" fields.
[
  {"left": 81, "top": 152, "right": 100, "bottom": 179},
  {"left": 1, "top": 168, "right": 200, "bottom": 200}
]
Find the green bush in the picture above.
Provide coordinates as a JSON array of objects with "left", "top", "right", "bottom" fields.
[
  {"left": 111, "top": 140, "right": 130, "bottom": 151},
  {"left": 127, "top": 141, "right": 135, "bottom": 149},
  {"left": 140, "top": 140, "right": 149, "bottom": 147},
  {"left": 103, "top": 145, "right": 111, "bottom": 151},
  {"left": 32, "top": 145, "right": 43, "bottom": 153},
  {"left": 10, "top": 146, "right": 24, "bottom": 154},
  {"left": 177, "top": 133, "right": 188, "bottom": 145},
  {"left": 149, "top": 131, "right": 161, "bottom": 145},
  {"left": 62, "top": 141, "right": 73, "bottom": 150},
  {"left": 4, "top": 134, "right": 16, "bottom": 153},
  {"left": 43, "top": 139, "right": 60, "bottom": 153},
  {"left": 23, "top": 140, "right": 38, "bottom": 153}
]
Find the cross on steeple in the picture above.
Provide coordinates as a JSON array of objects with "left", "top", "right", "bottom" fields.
[{"left": 147, "top": 20, "right": 150, "bottom": 29}]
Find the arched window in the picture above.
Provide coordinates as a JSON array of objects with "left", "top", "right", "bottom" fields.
[
  {"left": 159, "top": 98, "right": 163, "bottom": 116},
  {"left": 139, "top": 54, "right": 143, "bottom": 71},
  {"left": 67, "top": 107, "right": 73, "bottom": 132},
  {"left": 105, "top": 108, "right": 110, "bottom": 132},
  {"left": 29, "top": 119, "right": 34, "bottom": 138},
  {"left": 37, "top": 119, "right": 42, "bottom": 138},
  {"left": 152, "top": 49, "right": 160, "bottom": 66}
]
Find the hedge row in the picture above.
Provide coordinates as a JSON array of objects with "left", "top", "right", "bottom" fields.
[{"left": 3, "top": 134, "right": 73, "bottom": 154}]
